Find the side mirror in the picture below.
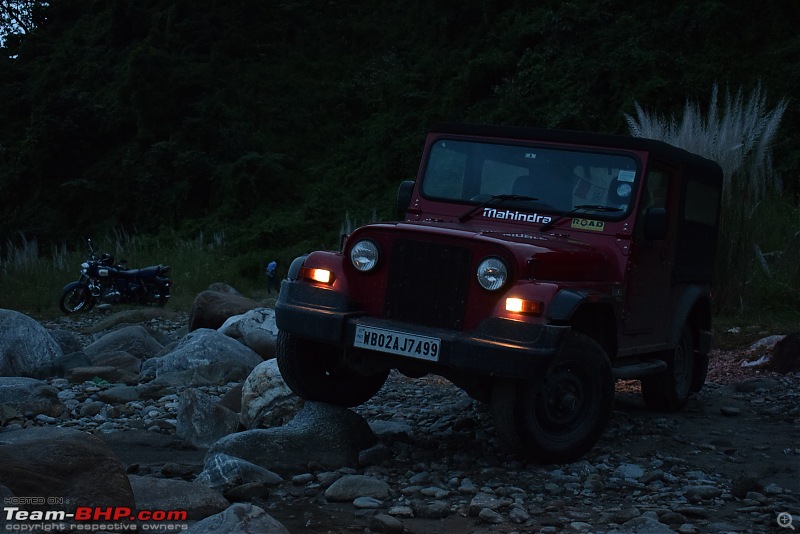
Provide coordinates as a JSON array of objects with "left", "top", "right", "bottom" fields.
[
  {"left": 396, "top": 180, "right": 415, "bottom": 220},
  {"left": 644, "top": 207, "right": 667, "bottom": 240}
]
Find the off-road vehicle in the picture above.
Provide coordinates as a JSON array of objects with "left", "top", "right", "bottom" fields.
[{"left": 275, "top": 123, "right": 723, "bottom": 463}]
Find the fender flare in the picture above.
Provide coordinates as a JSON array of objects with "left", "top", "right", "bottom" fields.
[
  {"left": 668, "top": 285, "right": 713, "bottom": 350},
  {"left": 286, "top": 254, "right": 309, "bottom": 281},
  {"left": 546, "top": 289, "right": 615, "bottom": 322}
]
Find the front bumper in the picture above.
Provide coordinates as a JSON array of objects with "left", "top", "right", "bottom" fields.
[{"left": 275, "top": 281, "right": 566, "bottom": 379}]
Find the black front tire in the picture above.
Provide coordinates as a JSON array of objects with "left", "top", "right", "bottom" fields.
[
  {"left": 641, "top": 326, "right": 695, "bottom": 412},
  {"left": 491, "top": 332, "right": 614, "bottom": 464},
  {"left": 276, "top": 331, "right": 389, "bottom": 407},
  {"left": 59, "top": 285, "right": 94, "bottom": 314}
]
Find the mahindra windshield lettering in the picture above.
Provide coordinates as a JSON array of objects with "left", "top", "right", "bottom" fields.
[{"left": 421, "top": 139, "right": 639, "bottom": 218}]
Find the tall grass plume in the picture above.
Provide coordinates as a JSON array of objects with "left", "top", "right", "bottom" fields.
[{"left": 626, "top": 84, "right": 789, "bottom": 314}]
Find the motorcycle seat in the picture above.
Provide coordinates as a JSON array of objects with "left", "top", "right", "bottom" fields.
[{"left": 116, "top": 265, "right": 170, "bottom": 278}]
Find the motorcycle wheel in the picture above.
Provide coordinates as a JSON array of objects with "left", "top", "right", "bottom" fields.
[{"left": 59, "top": 285, "right": 95, "bottom": 314}]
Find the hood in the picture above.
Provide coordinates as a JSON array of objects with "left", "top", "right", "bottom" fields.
[
  {"left": 354, "top": 222, "right": 615, "bottom": 282},
  {"left": 479, "top": 230, "right": 614, "bottom": 282}
]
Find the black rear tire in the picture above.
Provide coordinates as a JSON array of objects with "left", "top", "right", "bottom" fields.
[
  {"left": 641, "top": 326, "right": 695, "bottom": 412},
  {"left": 491, "top": 332, "right": 614, "bottom": 464},
  {"left": 276, "top": 331, "right": 388, "bottom": 407}
]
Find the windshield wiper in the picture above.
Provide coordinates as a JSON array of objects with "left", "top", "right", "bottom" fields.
[
  {"left": 459, "top": 194, "right": 538, "bottom": 223},
  {"left": 539, "top": 204, "right": 623, "bottom": 232}
]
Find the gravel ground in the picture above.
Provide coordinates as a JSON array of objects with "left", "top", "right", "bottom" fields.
[{"left": 33, "top": 312, "right": 800, "bottom": 533}]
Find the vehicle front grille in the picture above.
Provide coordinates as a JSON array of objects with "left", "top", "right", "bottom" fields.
[{"left": 385, "top": 239, "right": 471, "bottom": 330}]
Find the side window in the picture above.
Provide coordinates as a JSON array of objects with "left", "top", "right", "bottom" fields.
[
  {"left": 675, "top": 177, "right": 721, "bottom": 281},
  {"left": 643, "top": 169, "right": 670, "bottom": 211},
  {"left": 635, "top": 167, "right": 671, "bottom": 238},
  {"left": 684, "top": 180, "right": 720, "bottom": 226}
]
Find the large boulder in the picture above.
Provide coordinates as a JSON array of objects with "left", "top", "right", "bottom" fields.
[
  {"left": 240, "top": 360, "right": 303, "bottom": 429},
  {"left": 186, "top": 503, "right": 289, "bottom": 534},
  {"left": 128, "top": 475, "right": 229, "bottom": 520},
  {"left": 206, "top": 283, "right": 241, "bottom": 295},
  {"left": 195, "top": 453, "right": 283, "bottom": 492},
  {"left": 324, "top": 474, "right": 391, "bottom": 502},
  {"left": 206, "top": 402, "right": 376, "bottom": 475},
  {"left": 139, "top": 329, "right": 262, "bottom": 386},
  {"left": 82, "top": 308, "right": 181, "bottom": 335},
  {"left": 0, "top": 427, "right": 135, "bottom": 509},
  {"left": 189, "top": 291, "right": 263, "bottom": 332},
  {"left": 176, "top": 388, "right": 240, "bottom": 448},
  {"left": 52, "top": 351, "right": 92, "bottom": 377},
  {"left": 90, "top": 350, "right": 142, "bottom": 374},
  {"left": 83, "top": 325, "right": 164, "bottom": 361},
  {"left": 218, "top": 308, "right": 279, "bottom": 359},
  {"left": 0, "top": 309, "right": 63, "bottom": 377},
  {"left": 0, "top": 377, "right": 65, "bottom": 423},
  {"left": 47, "top": 329, "right": 83, "bottom": 355}
]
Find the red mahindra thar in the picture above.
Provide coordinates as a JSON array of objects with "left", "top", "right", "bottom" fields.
[{"left": 275, "top": 123, "right": 723, "bottom": 463}]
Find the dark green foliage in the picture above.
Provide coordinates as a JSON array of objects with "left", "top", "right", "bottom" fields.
[{"left": 0, "top": 1, "right": 798, "bottom": 309}]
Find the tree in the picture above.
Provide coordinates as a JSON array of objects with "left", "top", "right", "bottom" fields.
[{"left": 0, "top": 0, "right": 47, "bottom": 45}]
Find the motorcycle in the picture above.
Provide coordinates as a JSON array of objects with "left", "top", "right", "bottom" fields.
[{"left": 59, "top": 239, "right": 172, "bottom": 314}]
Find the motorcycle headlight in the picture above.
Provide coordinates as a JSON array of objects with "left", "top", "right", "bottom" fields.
[
  {"left": 350, "top": 240, "right": 379, "bottom": 272},
  {"left": 477, "top": 257, "right": 508, "bottom": 291}
]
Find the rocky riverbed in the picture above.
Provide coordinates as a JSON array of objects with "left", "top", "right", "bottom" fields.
[{"left": 4, "top": 309, "right": 800, "bottom": 533}]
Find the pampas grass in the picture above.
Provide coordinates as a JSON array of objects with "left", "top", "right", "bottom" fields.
[
  {"left": 625, "top": 84, "right": 788, "bottom": 314},
  {"left": 626, "top": 84, "right": 787, "bottom": 204}
]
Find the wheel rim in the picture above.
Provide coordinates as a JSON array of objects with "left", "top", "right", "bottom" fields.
[
  {"left": 534, "top": 364, "right": 592, "bottom": 433},
  {"left": 66, "top": 288, "right": 87, "bottom": 312}
]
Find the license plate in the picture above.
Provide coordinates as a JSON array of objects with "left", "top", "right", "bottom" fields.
[{"left": 354, "top": 325, "right": 441, "bottom": 361}]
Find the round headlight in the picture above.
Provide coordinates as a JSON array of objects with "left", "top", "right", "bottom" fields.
[
  {"left": 477, "top": 257, "right": 508, "bottom": 291},
  {"left": 350, "top": 240, "right": 379, "bottom": 272}
]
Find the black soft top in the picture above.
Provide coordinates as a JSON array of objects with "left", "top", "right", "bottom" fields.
[{"left": 431, "top": 122, "right": 723, "bottom": 185}]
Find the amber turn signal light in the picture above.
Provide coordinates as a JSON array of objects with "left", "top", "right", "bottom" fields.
[
  {"left": 300, "top": 267, "right": 335, "bottom": 285},
  {"left": 505, "top": 298, "right": 543, "bottom": 315}
]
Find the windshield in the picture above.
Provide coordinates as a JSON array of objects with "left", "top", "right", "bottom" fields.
[{"left": 421, "top": 138, "right": 640, "bottom": 217}]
